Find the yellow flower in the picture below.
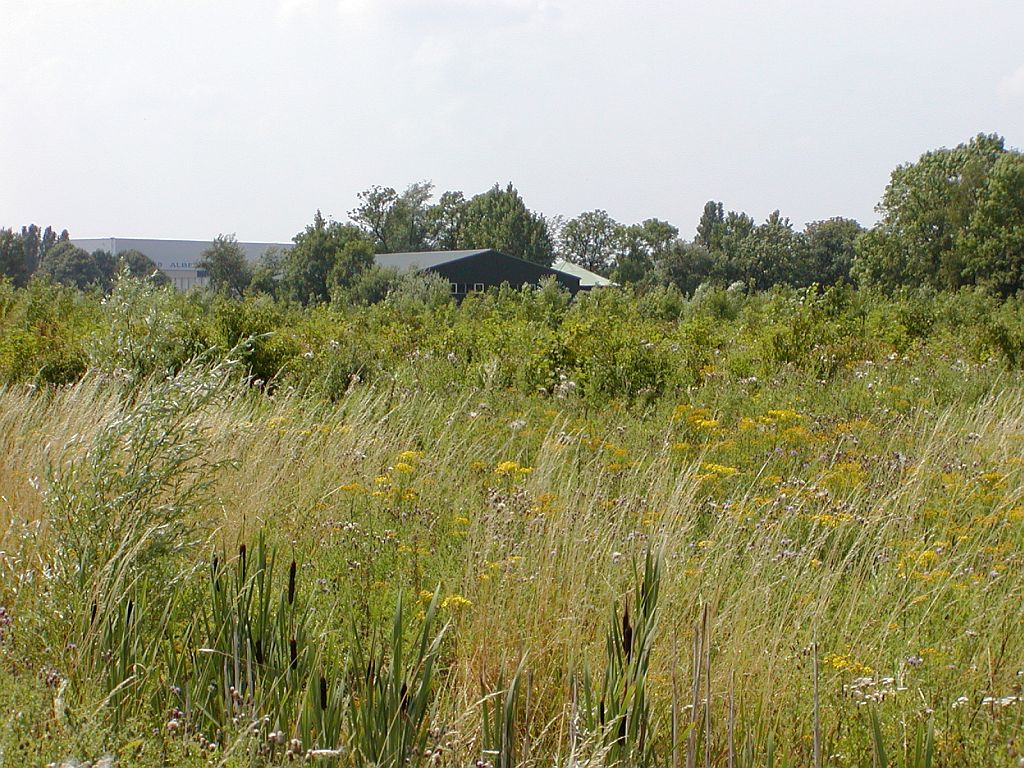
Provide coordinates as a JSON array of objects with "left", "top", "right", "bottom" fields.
[
  {"left": 398, "top": 449, "right": 424, "bottom": 462},
  {"left": 393, "top": 462, "right": 415, "bottom": 474},
  {"left": 495, "top": 460, "right": 532, "bottom": 477},
  {"left": 441, "top": 594, "right": 472, "bottom": 610},
  {"left": 701, "top": 462, "right": 740, "bottom": 477}
]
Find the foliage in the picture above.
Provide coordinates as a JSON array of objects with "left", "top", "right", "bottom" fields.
[
  {"left": 351, "top": 182, "right": 435, "bottom": 253},
  {"left": 457, "top": 183, "right": 555, "bottom": 265},
  {"left": 559, "top": 209, "right": 623, "bottom": 274},
  {"left": 197, "top": 234, "right": 253, "bottom": 297},
  {"left": 854, "top": 133, "right": 1013, "bottom": 292},
  {"left": 961, "top": 152, "right": 1024, "bottom": 296},
  {"left": 282, "top": 211, "right": 371, "bottom": 304}
]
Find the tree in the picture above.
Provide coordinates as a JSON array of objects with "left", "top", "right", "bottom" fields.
[
  {"left": 655, "top": 241, "right": 715, "bottom": 295},
  {"left": 197, "top": 234, "right": 253, "bottom": 297},
  {"left": 802, "top": 218, "right": 863, "bottom": 286},
  {"left": 695, "top": 201, "right": 724, "bottom": 250},
  {"left": 616, "top": 219, "right": 679, "bottom": 284},
  {"left": 558, "top": 210, "right": 622, "bottom": 273},
  {"left": 37, "top": 241, "right": 109, "bottom": 290},
  {"left": 961, "top": 152, "right": 1024, "bottom": 296},
  {"left": 739, "top": 211, "right": 807, "bottom": 289},
  {"left": 120, "top": 249, "right": 170, "bottom": 285},
  {"left": 350, "top": 182, "right": 434, "bottom": 253},
  {"left": 0, "top": 229, "right": 28, "bottom": 286},
  {"left": 456, "top": 183, "right": 554, "bottom": 265},
  {"left": 706, "top": 210, "right": 755, "bottom": 284},
  {"left": 249, "top": 247, "right": 286, "bottom": 297},
  {"left": 328, "top": 239, "right": 375, "bottom": 289},
  {"left": 282, "top": 211, "right": 370, "bottom": 304},
  {"left": 20, "top": 224, "right": 65, "bottom": 277},
  {"left": 424, "top": 190, "right": 466, "bottom": 250},
  {"left": 854, "top": 133, "right": 1008, "bottom": 291}
]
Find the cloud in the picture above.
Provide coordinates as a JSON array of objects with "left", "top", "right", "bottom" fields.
[{"left": 998, "top": 64, "right": 1024, "bottom": 101}]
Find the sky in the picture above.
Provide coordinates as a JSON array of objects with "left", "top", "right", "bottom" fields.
[{"left": 2, "top": 0, "right": 1023, "bottom": 243}]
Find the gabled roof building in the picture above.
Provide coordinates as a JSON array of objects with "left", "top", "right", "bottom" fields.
[{"left": 377, "top": 249, "right": 580, "bottom": 297}]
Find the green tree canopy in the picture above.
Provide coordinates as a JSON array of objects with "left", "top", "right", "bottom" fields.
[
  {"left": 854, "top": 133, "right": 1009, "bottom": 291},
  {"left": 0, "top": 229, "right": 28, "bottom": 287},
  {"left": 119, "top": 249, "right": 170, "bottom": 285},
  {"left": 802, "top": 218, "right": 863, "bottom": 286},
  {"left": 961, "top": 152, "right": 1024, "bottom": 296},
  {"left": 282, "top": 211, "right": 371, "bottom": 304},
  {"left": 456, "top": 183, "right": 554, "bottom": 265},
  {"left": 616, "top": 218, "right": 679, "bottom": 285},
  {"left": 350, "top": 182, "right": 434, "bottom": 253},
  {"left": 37, "top": 240, "right": 110, "bottom": 291},
  {"left": 558, "top": 210, "right": 623, "bottom": 274},
  {"left": 197, "top": 234, "right": 253, "bottom": 297}
]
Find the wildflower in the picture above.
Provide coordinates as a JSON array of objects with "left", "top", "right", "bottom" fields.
[
  {"left": 393, "top": 462, "right": 415, "bottom": 474},
  {"left": 441, "top": 594, "right": 472, "bottom": 610},
  {"left": 701, "top": 462, "right": 740, "bottom": 477},
  {"left": 398, "top": 450, "right": 424, "bottom": 462},
  {"left": 494, "top": 460, "right": 532, "bottom": 477}
]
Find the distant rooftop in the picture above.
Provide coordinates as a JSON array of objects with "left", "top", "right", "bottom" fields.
[{"left": 551, "top": 258, "right": 615, "bottom": 287}]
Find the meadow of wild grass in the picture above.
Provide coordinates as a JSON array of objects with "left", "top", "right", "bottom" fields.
[{"left": 1, "top": 277, "right": 1023, "bottom": 766}]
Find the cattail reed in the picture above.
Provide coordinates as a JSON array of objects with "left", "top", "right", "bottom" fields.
[
  {"left": 622, "top": 602, "right": 633, "bottom": 661},
  {"left": 319, "top": 675, "right": 328, "bottom": 711},
  {"left": 288, "top": 560, "right": 297, "bottom": 605},
  {"left": 239, "top": 544, "right": 247, "bottom": 579},
  {"left": 289, "top": 638, "right": 297, "bottom": 670}
]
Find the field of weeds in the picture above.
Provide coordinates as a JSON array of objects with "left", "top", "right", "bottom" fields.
[{"left": 1, "top": 283, "right": 1023, "bottom": 766}]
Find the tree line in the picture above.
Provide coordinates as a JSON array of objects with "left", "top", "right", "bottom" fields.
[{"left": 3, "top": 133, "right": 1022, "bottom": 301}]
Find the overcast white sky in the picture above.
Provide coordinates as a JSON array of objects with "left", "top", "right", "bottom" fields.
[{"left": 2, "top": 0, "right": 1022, "bottom": 242}]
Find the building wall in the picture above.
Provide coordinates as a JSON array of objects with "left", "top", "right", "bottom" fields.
[{"left": 428, "top": 252, "right": 581, "bottom": 297}]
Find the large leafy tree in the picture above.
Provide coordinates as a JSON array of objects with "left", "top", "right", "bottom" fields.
[
  {"left": 37, "top": 241, "right": 110, "bottom": 290},
  {"left": 738, "top": 211, "right": 807, "bottom": 290},
  {"left": 617, "top": 218, "right": 679, "bottom": 284},
  {"left": 961, "top": 152, "right": 1024, "bottom": 296},
  {"left": 854, "top": 133, "right": 1008, "bottom": 291},
  {"left": 0, "top": 229, "right": 28, "bottom": 286},
  {"left": 424, "top": 190, "right": 466, "bottom": 250},
  {"left": 350, "top": 182, "right": 434, "bottom": 253},
  {"left": 707, "top": 210, "right": 756, "bottom": 284},
  {"left": 21, "top": 225, "right": 63, "bottom": 276},
  {"left": 198, "top": 234, "right": 253, "bottom": 297},
  {"left": 558, "top": 209, "right": 623, "bottom": 273},
  {"left": 456, "top": 183, "right": 554, "bottom": 265},
  {"left": 655, "top": 240, "right": 715, "bottom": 295},
  {"left": 695, "top": 201, "right": 724, "bottom": 251},
  {"left": 119, "top": 249, "right": 170, "bottom": 285},
  {"left": 802, "top": 218, "right": 863, "bottom": 286},
  {"left": 282, "top": 211, "right": 370, "bottom": 304}
]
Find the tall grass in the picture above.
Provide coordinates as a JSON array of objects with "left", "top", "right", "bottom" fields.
[{"left": 1, "top": 293, "right": 1023, "bottom": 765}]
